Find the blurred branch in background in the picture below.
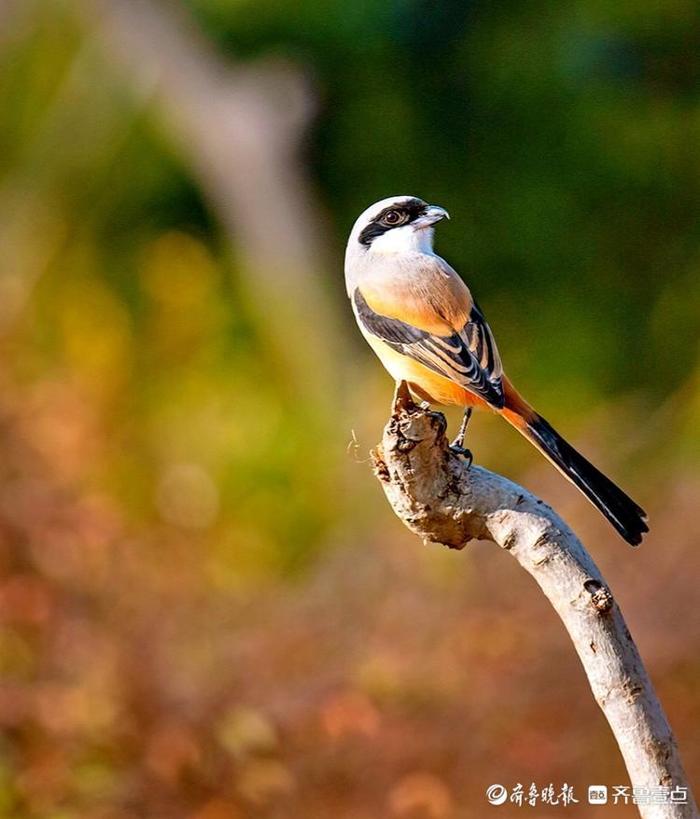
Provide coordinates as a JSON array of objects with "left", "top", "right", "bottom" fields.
[{"left": 70, "top": 0, "right": 344, "bottom": 408}]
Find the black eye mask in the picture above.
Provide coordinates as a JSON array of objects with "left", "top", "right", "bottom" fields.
[{"left": 358, "top": 198, "right": 427, "bottom": 247}]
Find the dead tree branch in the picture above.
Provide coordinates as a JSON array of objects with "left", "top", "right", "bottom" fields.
[{"left": 371, "top": 382, "right": 698, "bottom": 819}]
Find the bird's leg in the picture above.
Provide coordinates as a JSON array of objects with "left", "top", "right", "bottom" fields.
[
  {"left": 452, "top": 407, "right": 472, "bottom": 448},
  {"left": 450, "top": 407, "right": 473, "bottom": 467}
]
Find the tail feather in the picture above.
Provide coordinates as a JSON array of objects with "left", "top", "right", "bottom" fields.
[{"left": 502, "top": 404, "right": 648, "bottom": 546}]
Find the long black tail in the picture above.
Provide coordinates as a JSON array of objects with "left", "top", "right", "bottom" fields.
[{"left": 514, "top": 412, "right": 648, "bottom": 546}]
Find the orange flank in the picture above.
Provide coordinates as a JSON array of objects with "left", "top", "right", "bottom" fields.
[
  {"left": 364, "top": 327, "right": 536, "bottom": 423},
  {"left": 362, "top": 332, "right": 485, "bottom": 407}
]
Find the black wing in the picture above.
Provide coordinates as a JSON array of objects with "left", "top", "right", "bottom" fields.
[{"left": 353, "top": 288, "right": 504, "bottom": 407}]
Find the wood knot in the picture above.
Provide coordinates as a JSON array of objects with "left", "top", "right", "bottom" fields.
[
  {"left": 395, "top": 436, "right": 419, "bottom": 453},
  {"left": 428, "top": 410, "right": 448, "bottom": 438},
  {"left": 584, "top": 579, "right": 614, "bottom": 613},
  {"left": 389, "top": 406, "right": 447, "bottom": 455}
]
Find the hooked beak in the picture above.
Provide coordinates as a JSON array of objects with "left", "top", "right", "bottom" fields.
[{"left": 413, "top": 205, "right": 450, "bottom": 229}]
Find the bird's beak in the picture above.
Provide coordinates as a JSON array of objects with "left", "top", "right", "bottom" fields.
[{"left": 413, "top": 205, "right": 450, "bottom": 229}]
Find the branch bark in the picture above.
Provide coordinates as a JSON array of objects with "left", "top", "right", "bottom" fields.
[{"left": 371, "top": 383, "right": 698, "bottom": 819}]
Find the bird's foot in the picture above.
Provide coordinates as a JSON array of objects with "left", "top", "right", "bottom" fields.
[{"left": 449, "top": 444, "right": 473, "bottom": 469}]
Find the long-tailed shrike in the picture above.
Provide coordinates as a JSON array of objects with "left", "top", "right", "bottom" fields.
[{"left": 345, "top": 195, "right": 648, "bottom": 545}]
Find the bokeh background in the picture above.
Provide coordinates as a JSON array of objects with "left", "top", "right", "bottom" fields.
[{"left": 0, "top": 1, "right": 698, "bottom": 817}]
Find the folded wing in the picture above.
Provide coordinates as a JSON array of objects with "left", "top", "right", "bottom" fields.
[{"left": 353, "top": 288, "right": 505, "bottom": 408}]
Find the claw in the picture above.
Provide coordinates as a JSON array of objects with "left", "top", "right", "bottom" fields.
[
  {"left": 450, "top": 408, "right": 474, "bottom": 468},
  {"left": 449, "top": 445, "right": 473, "bottom": 469}
]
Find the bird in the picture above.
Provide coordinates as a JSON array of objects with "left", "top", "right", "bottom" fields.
[{"left": 345, "top": 195, "right": 648, "bottom": 546}]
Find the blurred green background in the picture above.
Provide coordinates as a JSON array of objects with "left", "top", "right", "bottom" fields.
[{"left": 0, "top": 1, "right": 698, "bottom": 817}]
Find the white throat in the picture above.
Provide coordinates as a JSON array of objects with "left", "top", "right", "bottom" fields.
[{"left": 368, "top": 224, "right": 435, "bottom": 255}]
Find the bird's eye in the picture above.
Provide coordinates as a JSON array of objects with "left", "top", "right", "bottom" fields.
[{"left": 383, "top": 209, "right": 404, "bottom": 225}]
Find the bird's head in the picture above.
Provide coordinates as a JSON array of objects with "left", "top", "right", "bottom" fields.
[{"left": 347, "top": 195, "right": 450, "bottom": 257}]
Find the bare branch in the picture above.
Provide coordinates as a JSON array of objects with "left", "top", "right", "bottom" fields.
[{"left": 372, "top": 384, "right": 698, "bottom": 819}]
